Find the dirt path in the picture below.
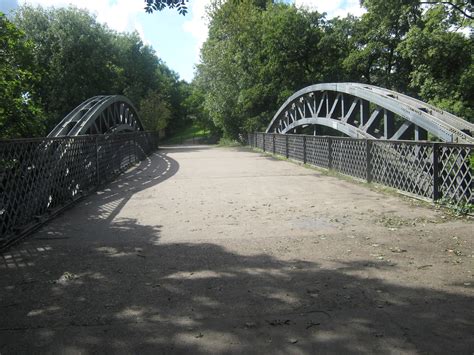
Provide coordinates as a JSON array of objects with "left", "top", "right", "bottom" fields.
[{"left": 0, "top": 145, "right": 472, "bottom": 354}]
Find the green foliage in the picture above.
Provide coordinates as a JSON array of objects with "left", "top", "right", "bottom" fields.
[
  {"left": 437, "top": 199, "right": 474, "bottom": 216},
  {"left": 139, "top": 90, "right": 171, "bottom": 131},
  {"left": 144, "top": 0, "right": 190, "bottom": 15},
  {"left": 197, "top": 1, "right": 329, "bottom": 139},
  {"left": 14, "top": 6, "right": 118, "bottom": 128},
  {"left": 182, "top": 82, "right": 218, "bottom": 134},
  {"left": 5, "top": 5, "right": 196, "bottom": 138},
  {"left": 399, "top": 5, "right": 473, "bottom": 121},
  {"left": 0, "top": 13, "right": 46, "bottom": 138},
  {"left": 218, "top": 137, "right": 242, "bottom": 147},
  {"left": 161, "top": 124, "right": 210, "bottom": 145}
]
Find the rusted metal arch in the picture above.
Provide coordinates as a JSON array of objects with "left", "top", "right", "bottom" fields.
[
  {"left": 266, "top": 83, "right": 474, "bottom": 144},
  {"left": 48, "top": 95, "right": 144, "bottom": 137}
]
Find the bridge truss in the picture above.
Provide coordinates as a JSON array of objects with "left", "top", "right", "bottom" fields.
[
  {"left": 48, "top": 95, "right": 144, "bottom": 137},
  {"left": 266, "top": 83, "right": 473, "bottom": 144}
]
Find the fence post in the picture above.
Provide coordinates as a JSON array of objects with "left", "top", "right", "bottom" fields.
[
  {"left": 263, "top": 134, "right": 266, "bottom": 152},
  {"left": 95, "top": 136, "right": 100, "bottom": 185},
  {"left": 272, "top": 134, "right": 276, "bottom": 154},
  {"left": 133, "top": 134, "right": 137, "bottom": 163},
  {"left": 285, "top": 135, "right": 289, "bottom": 158},
  {"left": 432, "top": 143, "right": 441, "bottom": 201},
  {"left": 366, "top": 139, "right": 372, "bottom": 183},
  {"left": 327, "top": 137, "right": 333, "bottom": 169},
  {"left": 303, "top": 136, "right": 307, "bottom": 164}
]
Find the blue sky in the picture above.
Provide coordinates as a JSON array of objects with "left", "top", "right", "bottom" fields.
[{"left": 1, "top": 0, "right": 364, "bottom": 82}]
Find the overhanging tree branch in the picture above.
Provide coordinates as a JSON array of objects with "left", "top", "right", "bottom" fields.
[
  {"left": 144, "top": 0, "right": 190, "bottom": 15},
  {"left": 420, "top": 1, "right": 473, "bottom": 19}
]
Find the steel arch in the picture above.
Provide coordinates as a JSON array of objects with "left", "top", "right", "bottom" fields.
[
  {"left": 48, "top": 95, "right": 144, "bottom": 137},
  {"left": 266, "top": 83, "right": 474, "bottom": 143}
]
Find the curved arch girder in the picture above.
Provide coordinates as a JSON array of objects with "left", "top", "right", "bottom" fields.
[
  {"left": 48, "top": 95, "right": 144, "bottom": 137},
  {"left": 282, "top": 117, "right": 375, "bottom": 139},
  {"left": 266, "top": 83, "right": 473, "bottom": 143}
]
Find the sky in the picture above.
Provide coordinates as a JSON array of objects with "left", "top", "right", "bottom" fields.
[{"left": 1, "top": 0, "right": 365, "bottom": 82}]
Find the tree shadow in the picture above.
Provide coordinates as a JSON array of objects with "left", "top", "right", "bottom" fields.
[
  {"left": 100, "top": 150, "right": 180, "bottom": 217},
  {"left": 0, "top": 218, "right": 472, "bottom": 353}
]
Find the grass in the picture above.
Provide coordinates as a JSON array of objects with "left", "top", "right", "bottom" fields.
[
  {"left": 161, "top": 124, "right": 209, "bottom": 145},
  {"left": 218, "top": 137, "right": 242, "bottom": 147}
]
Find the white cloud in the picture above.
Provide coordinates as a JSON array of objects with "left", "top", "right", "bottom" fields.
[
  {"left": 295, "top": 0, "right": 365, "bottom": 18},
  {"left": 20, "top": 0, "right": 147, "bottom": 41},
  {"left": 182, "top": 0, "right": 212, "bottom": 63}
]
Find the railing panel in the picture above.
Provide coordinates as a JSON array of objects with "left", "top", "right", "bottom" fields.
[
  {"left": 438, "top": 145, "right": 473, "bottom": 204},
  {"left": 331, "top": 138, "right": 367, "bottom": 179},
  {"left": 275, "top": 135, "right": 286, "bottom": 156},
  {"left": 288, "top": 135, "right": 304, "bottom": 161},
  {"left": 256, "top": 133, "right": 264, "bottom": 150},
  {"left": 0, "top": 132, "right": 159, "bottom": 249},
  {"left": 265, "top": 134, "right": 273, "bottom": 152},
  {"left": 371, "top": 142, "right": 434, "bottom": 199},
  {"left": 305, "top": 136, "right": 330, "bottom": 168}
]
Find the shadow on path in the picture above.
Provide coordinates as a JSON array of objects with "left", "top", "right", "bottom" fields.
[{"left": 1, "top": 224, "right": 472, "bottom": 353}]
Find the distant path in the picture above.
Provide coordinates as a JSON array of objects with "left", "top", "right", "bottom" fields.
[{"left": 1, "top": 145, "right": 472, "bottom": 353}]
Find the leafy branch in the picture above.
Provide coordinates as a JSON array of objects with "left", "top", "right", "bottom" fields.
[
  {"left": 144, "top": 0, "right": 190, "bottom": 15},
  {"left": 420, "top": 1, "right": 473, "bottom": 19}
]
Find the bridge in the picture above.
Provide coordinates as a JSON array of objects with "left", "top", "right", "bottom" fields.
[
  {"left": 0, "top": 84, "right": 473, "bottom": 353},
  {"left": 1, "top": 84, "right": 473, "bottom": 248}
]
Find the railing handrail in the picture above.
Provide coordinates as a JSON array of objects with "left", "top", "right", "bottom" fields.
[{"left": 253, "top": 132, "right": 474, "bottom": 148}]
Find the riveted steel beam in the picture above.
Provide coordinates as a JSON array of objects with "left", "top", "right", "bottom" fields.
[{"left": 266, "top": 83, "right": 473, "bottom": 143}]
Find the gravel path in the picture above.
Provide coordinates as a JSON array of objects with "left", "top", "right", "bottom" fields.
[{"left": 1, "top": 145, "right": 473, "bottom": 354}]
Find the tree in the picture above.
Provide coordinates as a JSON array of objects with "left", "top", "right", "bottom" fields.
[
  {"left": 14, "top": 6, "right": 118, "bottom": 129},
  {"left": 417, "top": 0, "right": 473, "bottom": 20},
  {"left": 144, "top": 0, "right": 190, "bottom": 15},
  {"left": 139, "top": 90, "right": 172, "bottom": 131},
  {"left": 111, "top": 31, "right": 163, "bottom": 106},
  {"left": 197, "top": 1, "right": 330, "bottom": 138},
  {"left": 399, "top": 5, "right": 473, "bottom": 120},
  {"left": 182, "top": 82, "right": 215, "bottom": 133},
  {"left": 12, "top": 5, "right": 190, "bottom": 136},
  {"left": 0, "top": 13, "right": 45, "bottom": 138},
  {"left": 343, "top": 0, "right": 423, "bottom": 91}
]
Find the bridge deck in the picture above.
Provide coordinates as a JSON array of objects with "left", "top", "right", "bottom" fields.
[{"left": 1, "top": 146, "right": 473, "bottom": 353}]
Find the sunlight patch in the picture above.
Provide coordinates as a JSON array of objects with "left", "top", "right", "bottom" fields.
[{"left": 165, "top": 270, "right": 235, "bottom": 279}]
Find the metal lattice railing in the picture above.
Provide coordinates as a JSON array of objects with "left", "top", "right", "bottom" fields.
[
  {"left": 438, "top": 144, "right": 473, "bottom": 204},
  {"left": 288, "top": 135, "right": 304, "bottom": 161},
  {"left": 264, "top": 134, "right": 273, "bottom": 152},
  {"left": 306, "top": 136, "right": 330, "bottom": 168},
  {"left": 371, "top": 141, "right": 434, "bottom": 199},
  {"left": 275, "top": 135, "right": 286, "bottom": 157},
  {"left": 248, "top": 132, "right": 473, "bottom": 205},
  {"left": 0, "top": 132, "right": 158, "bottom": 249},
  {"left": 331, "top": 138, "right": 367, "bottom": 180},
  {"left": 256, "top": 133, "right": 264, "bottom": 150}
]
